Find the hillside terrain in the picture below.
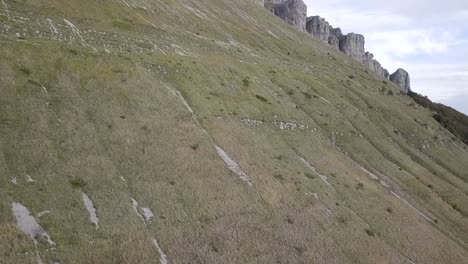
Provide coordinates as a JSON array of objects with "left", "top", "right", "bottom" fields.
[
  {"left": 409, "top": 91, "right": 468, "bottom": 145},
  {"left": 1, "top": 0, "right": 468, "bottom": 264}
]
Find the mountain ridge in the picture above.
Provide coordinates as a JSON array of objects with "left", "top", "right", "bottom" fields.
[{"left": 262, "top": 0, "right": 410, "bottom": 91}]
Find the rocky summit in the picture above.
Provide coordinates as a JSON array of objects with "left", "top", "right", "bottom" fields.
[{"left": 1, "top": 0, "right": 468, "bottom": 264}]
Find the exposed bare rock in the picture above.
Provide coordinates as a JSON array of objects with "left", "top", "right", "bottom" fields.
[
  {"left": 328, "top": 27, "right": 342, "bottom": 49},
  {"left": 364, "top": 52, "right": 374, "bottom": 68},
  {"left": 390, "top": 68, "right": 411, "bottom": 93},
  {"left": 383, "top": 69, "right": 390, "bottom": 79},
  {"left": 252, "top": 0, "right": 265, "bottom": 6},
  {"left": 339, "top": 33, "right": 365, "bottom": 62},
  {"left": 263, "top": 2, "right": 409, "bottom": 87},
  {"left": 306, "top": 16, "right": 330, "bottom": 42},
  {"left": 265, "top": 0, "right": 307, "bottom": 32},
  {"left": 372, "top": 59, "right": 384, "bottom": 77},
  {"left": 363, "top": 52, "right": 388, "bottom": 78}
]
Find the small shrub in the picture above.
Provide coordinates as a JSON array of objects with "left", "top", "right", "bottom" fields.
[
  {"left": 356, "top": 182, "right": 364, "bottom": 190},
  {"left": 386, "top": 207, "right": 393, "bottom": 213},
  {"left": 427, "top": 184, "right": 434, "bottom": 189},
  {"left": 19, "top": 67, "right": 31, "bottom": 75},
  {"left": 387, "top": 90, "right": 394, "bottom": 96},
  {"left": 70, "top": 177, "right": 87, "bottom": 189},
  {"left": 348, "top": 74, "right": 356, "bottom": 79},
  {"left": 287, "top": 90, "right": 294, "bottom": 95},
  {"left": 69, "top": 49, "right": 78, "bottom": 55},
  {"left": 242, "top": 78, "right": 250, "bottom": 87},
  {"left": 337, "top": 216, "right": 347, "bottom": 224},
  {"left": 452, "top": 203, "right": 462, "bottom": 213},
  {"left": 302, "top": 92, "right": 312, "bottom": 99},
  {"left": 304, "top": 173, "right": 315, "bottom": 179},
  {"left": 365, "top": 229, "right": 375, "bottom": 237},
  {"left": 112, "top": 20, "right": 131, "bottom": 30},
  {"left": 190, "top": 143, "right": 199, "bottom": 150},
  {"left": 255, "top": 95, "right": 269, "bottom": 103},
  {"left": 273, "top": 173, "right": 284, "bottom": 181}
]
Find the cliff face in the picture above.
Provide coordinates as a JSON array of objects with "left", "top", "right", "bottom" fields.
[
  {"left": 306, "top": 16, "right": 330, "bottom": 42},
  {"left": 265, "top": 0, "right": 307, "bottom": 32},
  {"left": 265, "top": 11, "right": 411, "bottom": 92},
  {"left": 339, "top": 33, "right": 365, "bottom": 62},
  {"left": 390, "top": 68, "right": 411, "bottom": 93},
  {"left": 328, "top": 27, "right": 342, "bottom": 49}
]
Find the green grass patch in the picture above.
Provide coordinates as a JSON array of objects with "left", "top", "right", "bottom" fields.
[{"left": 70, "top": 177, "right": 87, "bottom": 189}]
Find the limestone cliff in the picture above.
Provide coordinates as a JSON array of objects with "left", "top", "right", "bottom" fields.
[
  {"left": 262, "top": 0, "right": 411, "bottom": 92},
  {"left": 306, "top": 16, "right": 330, "bottom": 42},
  {"left": 265, "top": 0, "right": 307, "bottom": 32},
  {"left": 390, "top": 68, "right": 411, "bottom": 93}
]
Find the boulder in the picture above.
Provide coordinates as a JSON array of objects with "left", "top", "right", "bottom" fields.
[
  {"left": 306, "top": 16, "right": 330, "bottom": 42},
  {"left": 339, "top": 33, "right": 365, "bottom": 62},
  {"left": 390, "top": 68, "right": 411, "bottom": 93}
]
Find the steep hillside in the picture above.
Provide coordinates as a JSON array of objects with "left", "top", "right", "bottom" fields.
[
  {"left": 1, "top": 0, "right": 468, "bottom": 263},
  {"left": 409, "top": 91, "right": 468, "bottom": 145}
]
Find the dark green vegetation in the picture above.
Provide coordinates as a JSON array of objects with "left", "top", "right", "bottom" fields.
[
  {"left": 1, "top": 0, "right": 467, "bottom": 263},
  {"left": 409, "top": 91, "right": 468, "bottom": 145}
]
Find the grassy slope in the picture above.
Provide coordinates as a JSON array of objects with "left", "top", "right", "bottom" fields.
[
  {"left": 409, "top": 91, "right": 468, "bottom": 145},
  {"left": 1, "top": 0, "right": 468, "bottom": 263}
]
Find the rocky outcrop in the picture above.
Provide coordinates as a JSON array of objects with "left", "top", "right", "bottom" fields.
[
  {"left": 262, "top": 1, "right": 411, "bottom": 90},
  {"left": 328, "top": 27, "right": 342, "bottom": 49},
  {"left": 265, "top": 0, "right": 307, "bottom": 32},
  {"left": 252, "top": 0, "right": 265, "bottom": 6},
  {"left": 306, "top": 16, "right": 330, "bottom": 42},
  {"left": 363, "top": 52, "right": 389, "bottom": 79},
  {"left": 339, "top": 33, "right": 365, "bottom": 62},
  {"left": 390, "top": 69, "right": 411, "bottom": 93},
  {"left": 383, "top": 69, "right": 390, "bottom": 79}
]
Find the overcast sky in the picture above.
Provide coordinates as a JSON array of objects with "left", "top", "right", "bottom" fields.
[{"left": 304, "top": 0, "right": 468, "bottom": 115}]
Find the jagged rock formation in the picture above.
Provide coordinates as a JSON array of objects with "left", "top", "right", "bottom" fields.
[
  {"left": 338, "top": 33, "right": 365, "bottom": 62},
  {"left": 261, "top": 3, "right": 411, "bottom": 92},
  {"left": 390, "top": 68, "right": 411, "bottom": 93},
  {"left": 364, "top": 52, "right": 389, "bottom": 79},
  {"left": 306, "top": 16, "right": 330, "bottom": 42},
  {"left": 265, "top": 0, "right": 307, "bottom": 32},
  {"left": 328, "top": 27, "right": 342, "bottom": 49}
]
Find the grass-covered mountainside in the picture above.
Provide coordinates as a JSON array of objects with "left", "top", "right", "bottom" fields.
[{"left": 1, "top": 0, "right": 467, "bottom": 263}]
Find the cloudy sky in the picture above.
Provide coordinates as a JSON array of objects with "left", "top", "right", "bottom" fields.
[{"left": 304, "top": 0, "right": 468, "bottom": 115}]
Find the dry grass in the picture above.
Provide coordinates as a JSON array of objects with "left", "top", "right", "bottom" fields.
[{"left": 0, "top": 0, "right": 468, "bottom": 263}]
